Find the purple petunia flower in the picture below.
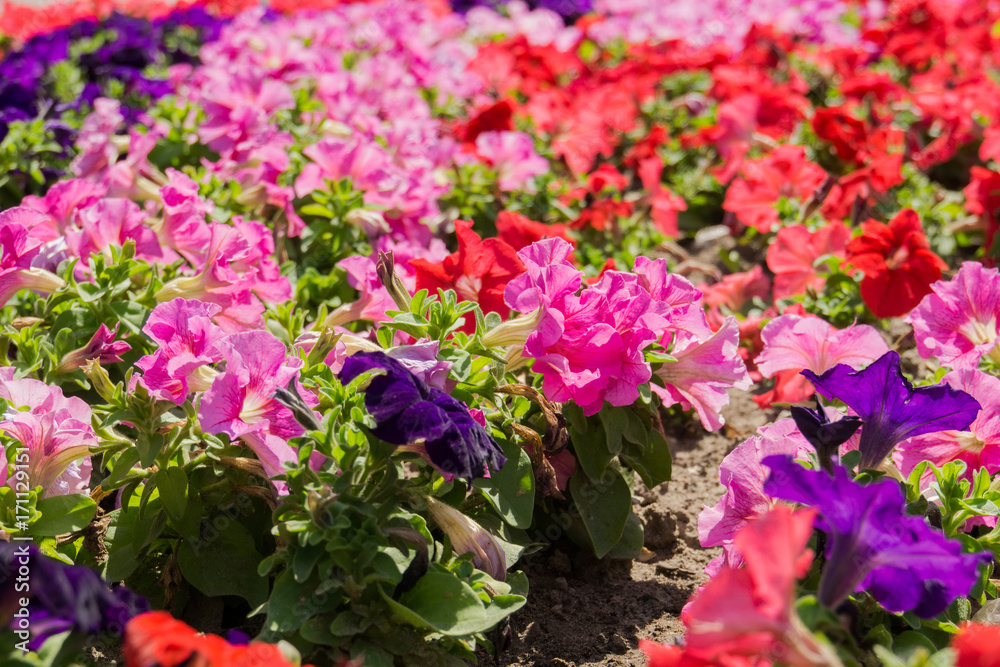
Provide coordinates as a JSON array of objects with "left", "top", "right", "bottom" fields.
[
  {"left": 802, "top": 350, "right": 981, "bottom": 470},
  {"left": 339, "top": 351, "right": 506, "bottom": 480},
  {"left": 764, "top": 455, "right": 991, "bottom": 617},
  {"left": 0, "top": 543, "right": 147, "bottom": 650}
]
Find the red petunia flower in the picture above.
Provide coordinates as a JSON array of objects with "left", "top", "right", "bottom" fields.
[
  {"left": 964, "top": 166, "right": 1000, "bottom": 255},
  {"left": 571, "top": 198, "right": 633, "bottom": 231},
  {"left": 953, "top": 623, "right": 1000, "bottom": 667},
  {"left": 495, "top": 211, "right": 574, "bottom": 251},
  {"left": 846, "top": 209, "right": 947, "bottom": 319},
  {"left": 638, "top": 157, "right": 687, "bottom": 238},
  {"left": 452, "top": 99, "right": 515, "bottom": 145},
  {"left": 124, "top": 611, "right": 316, "bottom": 667},
  {"left": 409, "top": 220, "right": 525, "bottom": 331},
  {"left": 723, "top": 145, "right": 827, "bottom": 233}
]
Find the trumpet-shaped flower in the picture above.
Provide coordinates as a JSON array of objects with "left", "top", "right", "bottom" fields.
[
  {"left": 410, "top": 220, "right": 525, "bottom": 332},
  {"left": 67, "top": 198, "right": 167, "bottom": 266},
  {"left": 652, "top": 319, "right": 752, "bottom": 431},
  {"left": 897, "top": 369, "right": 1000, "bottom": 483},
  {"left": 764, "top": 455, "right": 991, "bottom": 617},
  {"left": 338, "top": 351, "right": 506, "bottom": 480},
  {"left": 199, "top": 331, "right": 311, "bottom": 494},
  {"left": 137, "top": 299, "right": 227, "bottom": 404},
  {"left": 906, "top": 262, "right": 1000, "bottom": 369},
  {"left": 803, "top": 350, "right": 981, "bottom": 469},
  {"left": 55, "top": 323, "right": 131, "bottom": 375},
  {"left": 754, "top": 315, "right": 889, "bottom": 406},
  {"left": 124, "top": 611, "right": 309, "bottom": 667},
  {"left": 0, "top": 376, "right": 97, "bottom": 496}
]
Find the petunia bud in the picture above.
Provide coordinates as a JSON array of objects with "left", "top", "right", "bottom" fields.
[
  {"left": 345, "top": 208, "right": 390, "bottom": 237},
  {"left": 55, "top": 323, "right": 131, "bottom": 375},
  {"left": 790, "top": 395, "right": 861, "bottom": 472},
  {"left": 375, "top": 250, "right": 412, "bottom": 312},
  {"left": 479, "top": 307, "right": 542, "bottom": 348},
  {"left": 83, "top": 359, "right": 118, "bottom": 402},
  {"left": 425, "top": 497, "right": 506, "bottom": 581}
]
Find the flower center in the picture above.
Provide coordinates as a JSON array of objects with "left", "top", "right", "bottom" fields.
[
  {"left": 455, "top": 274, "right": 482, "bottom": 302},
  {"left": 885, "top": 245, "right": 910, "bottom": 270},
  {"left": 959, "top": 316, "right": 997, "bottom": 346},
  {"left": 240, "top": 396, "right": 271, "bottom": 424},
  {"left": 956, "top": 430, "right": 986, "bottom": 454}
]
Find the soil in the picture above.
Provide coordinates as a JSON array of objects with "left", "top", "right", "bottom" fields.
[{"left": 487, "top": 390, "right": 773, "bottom": 667}]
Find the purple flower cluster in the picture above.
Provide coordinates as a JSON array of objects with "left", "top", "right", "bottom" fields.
[
  {"left": 339, "top": 351, "right": 507, "bottom": 480},
  {"left": 0, "top": 543, "right": 147, "bottom": 650}
]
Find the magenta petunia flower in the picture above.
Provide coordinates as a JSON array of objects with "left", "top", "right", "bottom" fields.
[
  {"left": 67, "top": 198, "right": 169, "bottom": 266},
  {"left": 55, "top": 324, "right": 131, "bottom": 375},
  {"left": 0, "top": 208, "right": 67, "bottom": 307},
  {"left": 198, "top": 331, "right": 313, "bottom": 493},
  {"left": 906, "top": 262, "right": 1000, "bottom": 369},
  {"left": 136, "top": 299, "right": 227, "bottom": 404}
]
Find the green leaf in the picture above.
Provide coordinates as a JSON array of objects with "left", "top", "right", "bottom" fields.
[
  {"left": 622, "top": 429, "right": 672, "bottom": 488},
  {"left": 569, "top": 468, "right": 632, "bottom": 558},
  {"left": 177, "top": 519, "right": 268, "bottom": 607},
  {"left": 263, "top": 570, "right": 340, "bottom": 634},
  {"left": 599, "top": 407, "right": 625, "bottom": 456},
  {"left": 604, "top": 511, "right": 644, "bottom": 560},
  {"left": 31, "top": 494, "right": 96, "bottom": 537},
  {"left": 155, "top": 468, "right": 188, "bottom": 522},
  {"left": 565, "top": 402, "right": 616, "bottom": 480},
  {"left": 383, "top": 570, "right": 494, "bottom": 636},
  {"left": 473, "top": 437, "right": 535, "bottom": 529}
]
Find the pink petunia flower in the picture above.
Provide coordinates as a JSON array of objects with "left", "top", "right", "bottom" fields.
[
  {"left": 897, "top": 369, "right": 1000, "bottom": 483},
  {"left": 698, "top": 417, "right": 813, "bottom": 575},
  {"left": 55, "top": 324, "right": 131, "bottom": 375},
  {"left": 766, "top": 222, "right": 850, "bottom": 300},
  {"left": 198, "top": 331, "right": 314, "bottom": 494},
  {"left": 19, "top": 178, "right": 106, "bottom": 241},
  {"left": 136, "top": 299, "right": 227, "bottom": 404},
  {"left": 906, "top": 262, "right": 1000, "bottom": 369},
  {"left": 67, "top": 198, "right": 169, "bottom": 267},
  {"left": 70, "top": 98, "right": 125, "bottom": 181},
  {"left": 699, "top": 266, "right": 770, "bottom": 312},
  {"left": 651, "top": 318, "right": 752, "bottom": 431},
  {"left": 0, "top": 375, "right": 97, "bottom": 497},
  {"left": 754, "top": 314, "right": 889, "bottom": 407},
  {"left": 474, "top": 130, "right": 550, "bottom": 193},
  {"left": 151, "top": 169, "right": 214, "bottom": 267}
]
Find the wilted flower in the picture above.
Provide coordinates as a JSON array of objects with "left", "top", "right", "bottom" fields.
[
  {"left": 802, "top": 350, "right": 981, "bottom": 470},
  {"left": 426, "top": 497, "right": 507, "bottom": 581},
  {"left": 338, "top": 351, "right": 506, "bottom": 480},
  {"left": 1, "top": 543, "right": 147, "bottom": 651},
  {"left": 764, "top": 455, "right": 991, "bottom": 616}
]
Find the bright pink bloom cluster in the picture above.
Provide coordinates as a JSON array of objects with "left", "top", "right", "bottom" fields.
[{"left": 504, "top": 239, "right": 749, "bottom": 424}]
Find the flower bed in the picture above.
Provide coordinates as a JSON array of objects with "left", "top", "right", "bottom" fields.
[{"left": 2, "top": 0, "right": 1000, "bottom": 665}]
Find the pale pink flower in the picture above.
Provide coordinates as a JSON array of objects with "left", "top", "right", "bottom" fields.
[
  {"left": 754, "top": 314, "right": 889, "bottom": 405},
  {"left": 137, "top": 299, "right": 227, "bottom": 404},
  {"left": 474, "top": 131, "right": 550, "bottom": 193},
  {"left": 897, "top": 369, "right": 1000, "bottom": 483},
  {"left": 651, "top": 317, "right": 752, "bottom": 431},
  {"left": 767, "top": 222, "right": 850, "bottom": 299},
  {"left": 199, "top": 331, "right": 313, "bottom": 494},
  {"left": 294, "top": 135, "right": 393, "bottom": 200},
  {"left": 0, "top": 376, "right": 97, "bottom": 497},
  {"left": 906, "top": 262, "right": 1000, "bottom": 369}
]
